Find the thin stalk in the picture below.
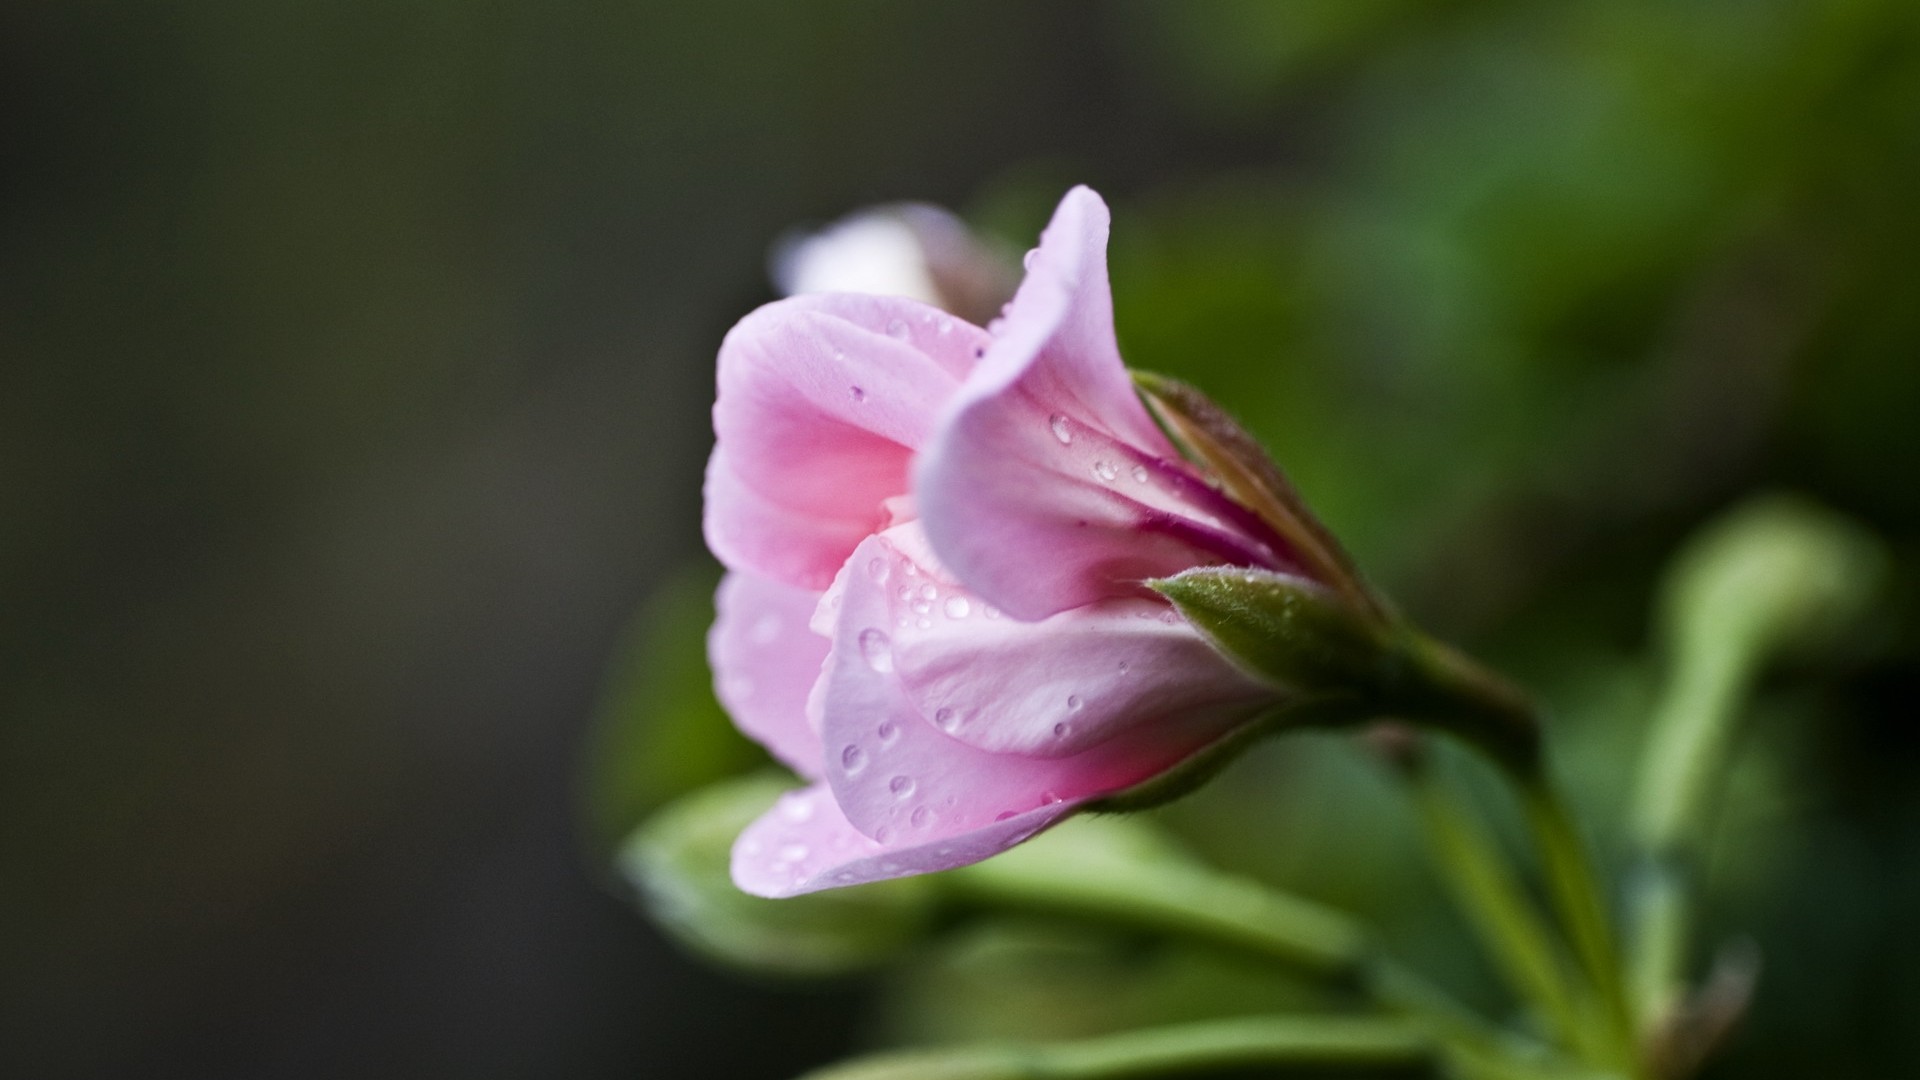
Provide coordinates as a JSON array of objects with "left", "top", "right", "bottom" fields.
[
  {"left": 796, "top": 1016, "right": 1437, "bottom": 1080},
  {"left": 1513, "top": 768, "right": 1635, "bottom": 1070},
  {"left": 1399, "top": 754, "right": 1600, "bottom": 1061}
]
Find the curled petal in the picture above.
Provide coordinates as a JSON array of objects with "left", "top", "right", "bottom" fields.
[
  {"left": 730, "top": 783, "right": 1073, "bottom": 898},
  {"left": 709, "top": 572, "right": 829, "bottom": 778},
  {"left": 917, "top": 187, "right": 1279, "bottom": 619},
  {"left": 840, "top": 527, "right": 1275, "bottom": 758},
  {"left": 705, "top": 294, "right": 987, "bottom": 588},
  {"left": 815, "top": 533, "right": 1267, "bottom": 842}
]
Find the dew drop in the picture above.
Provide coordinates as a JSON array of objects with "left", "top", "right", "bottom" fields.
[
  {"left": 873, "top": 826, "right": 891, "bottom": 844},
  {"left": 780, "top": 795, "right": 815, "bottom": 822},
  {"left": 888, "top": 775, "right": 916, "bottom": 799},
  {"left": 983, "top": 605, "right": 1001, "bottom": 620},
  {"left": 903, "top": 562, "right": 919, "bottom": 578},
  {"left": 866, "top": 557, "right": 890, "bottom": 583},
  {"left": 876, "top": 720, "right": 899, "bottom": 745},
  {"left": 943, "top": 596, "right": 971, "bottom": 619},
  {"left": 1131, "top": 463, "right": 1150, "bottom": 484},
  {"left": 910, "top": 806, "right": 932, "bottom": 829},
  {"left": 841, "top": 745, "right": 867, "bottom": 774},
  {"left": 916, "top": 616, "right": 933, "bottom": 630},
  {"left": 1040, "top": 791, "right": 1062, "bottom": 805},
  {"left": 858, "top": 628, "right": 894, "bottom": 672},
  {"left": 778, "top": 843, "right": 809, "bottom": 863},
  {"left": 885, "top": 318, "right": 909, "bottom": 340},
  {"left": 936, "top": 315, "right": 954, "bottom": 335},
  {"left": 1067, "top": 694, "right": 1083, "bottom": 711},
  {"left": 911, "top": 600, "right": 932, "bottom": 615},
  {"left": 1092, "top": 460, "right": 1118, "bottom": 482},
  {"left": 897, "top": 585, "right": 914, "bottom": 601},
  {"left": 849, "top": 385, "right": 866, "bottom": 403},
  {"left": 994, "top": 810, "right": 1018, "bottom": 822},
  {"left": 1053, "top": 722, "right": 1071, "bottom": 739},
  {"left": 1023, "top": 247, "right": 1040, "bottom": 270},
  {"left": 1049, "top": 413, "right": 1073, "bottom": 445},
  {"left": 934, "top": 706, "right": 959, "bottom": 732},
  {"left": 1117, "top": 660, "right": 1131, "bottom": 674},
  {"left": 919, "top": 583, "right": 937, "bottom": 601}
]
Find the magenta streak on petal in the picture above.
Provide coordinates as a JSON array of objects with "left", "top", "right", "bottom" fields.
[{"left": 1113, "top": 446, "right": 1304, "bottom": 575}]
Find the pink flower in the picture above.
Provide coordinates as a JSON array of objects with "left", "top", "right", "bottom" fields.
[{"left": 705, "top": 187, "right": 1313, "bottom": 897}]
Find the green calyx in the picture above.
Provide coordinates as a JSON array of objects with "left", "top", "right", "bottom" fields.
[{"left": 1150, "top": 567, "right": 1540, "bottom": 772}]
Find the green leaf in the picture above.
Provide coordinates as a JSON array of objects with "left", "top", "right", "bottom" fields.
[
  {"left": 621, "top": 775, "right": 937, "bottom": 977},
  {"left": 579, "top": 560, "right": 763, "bottom": 855}
]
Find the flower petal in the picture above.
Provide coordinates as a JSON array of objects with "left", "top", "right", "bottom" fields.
[
  {"left": 730, "top": 783, "right": 1073, "bottom": 898},
  {"left": 835, "top": 525, "right": 1276, "bottom": 758},
  {"left": 709, "top": 572, "right": 830, "bottom": 778},
  {"left": 705, "top": 294, "right": 987, "bottom": 588},
  {"left": 916, "top": 187, "right": 1279, "bottom": 619},
  {"left": 815, "top": 533, "right": 1265, "bottom": 842}
]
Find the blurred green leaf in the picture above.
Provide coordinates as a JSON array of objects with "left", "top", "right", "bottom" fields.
[
  {"left": 621, "top": 774, "right": 938, "bottom": 977},
  {"left": 580, "top": 560, "right": 763, "bottom": 854}
]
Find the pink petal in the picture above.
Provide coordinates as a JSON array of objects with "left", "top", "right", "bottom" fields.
[
  {"left": 709, "top": 572, "right": 830, "bottom": 778},
  {"left": 815, "top": 533, "right": 1266, "bottom": 842},
  {"left": 730, "top": 783, "right": 1074, "bottom": 898},
  {"left": 916, "top": 187, "right": 1281, "bottom": 619},
  {"left": 842, "top": 525, "right": 1275, "bottom": 758},
  {"left": 705, "top": 294, "right": 988, "bottom": 589}
]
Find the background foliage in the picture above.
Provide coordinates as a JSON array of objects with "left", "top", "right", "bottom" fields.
[{"left": 5, "top": 1, "right": 1916, "bottom": 1077}]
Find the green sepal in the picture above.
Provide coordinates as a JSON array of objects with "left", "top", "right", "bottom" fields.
[
  {"left": 1149, "top": 567, "right": 1394, "bottom": 695},
  {"left": 1152, "top": 567, "right": 1540, "bottom": 772},
  {"left": 619, "top": 774, "right": 937, "bottom": 977},
  {"left": 1134, "top": 370, "right": 1384, "bottom": 621}
]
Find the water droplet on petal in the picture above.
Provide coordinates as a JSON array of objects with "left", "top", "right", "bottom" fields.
[
  {"left": 1040, "top": 791, "right": 1062, "bottom": 805},
  {"left": 936, "top": 315, "right": 954, "bottom": 335},
  {"left": 885, "top": 318, "right": 909, "bottom": 340},
  {"left": 943, "top": 596, "right": 970, "bottom": 619},
  {"left": 1117, "top": 660, "right": 1130, "bottom": 674},
  {"left": 1092, "top": 460, "right": 1118, "bottom": 482},
  {"left": 849, "top": 385, "right": 866, "bottom": 403},
  {"left": 1053, "top": 722, "right": 1070, "bottom": 739},
  {"left": 934, "top": 706, "right": 959, "bottom": 732},
  {"left": 1049, "top": 413, "right": 1073, "bottom": 445},
  {"left": 1131, "top": 464, "right": 1150, "bottom": 484},
  {"left": 889, "top": 775, "right": 916, "bottom": 799},
  {"left": 780, "top": 795, "right": 814, "bottom": 822},
  {"left": 876, "top": 720, "right": 898, "bottom": 745},
  {"left": 916, "top": 615, "right": 934, "bottom": 630},
  {"left": 911, "top": 600, "right": 931, "bottom": 615},
  {"left": 873, "top": 826, "right": 891, "bottom": 844},
  {"left": 841, "top": 745, "right": 867, "bottom": 774},
  {"left": 910, "top": 806, "right": 932, "bottom": 829},
  {"left": 866, "top": 557, "right": 890, "bottom": 583},
  {"left": 1067, "top": 694, "right": 1083, "bottom": 711},
  {"left": 858, "top": 628, "right": 894, "bottom": 672},
  {"left": 918, "top": 583, "right": 937, "bottom": 601},
  {"left": 778, "top": 843, "right": 809, "bottom": 863},
  {"left": 994, "top": 810, "right": 1018, "bottom": 822}
]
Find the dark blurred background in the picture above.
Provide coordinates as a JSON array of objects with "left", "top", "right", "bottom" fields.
[{"left": 4, "top": 2, "right": 1917, "bottom": 1078}]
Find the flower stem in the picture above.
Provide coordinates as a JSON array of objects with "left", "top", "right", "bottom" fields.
[
  {"left": 1513, "top": 766, "right": 1636, "bottom": 1072},
  {"left": 1393, "top": 749, "right": 1600, "bottom": 1061},
  {"left": 796, "top": 1016, "right": 1437, "bottom": 1080}
]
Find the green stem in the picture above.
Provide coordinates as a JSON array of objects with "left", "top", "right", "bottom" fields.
[
  {"left": 796, "top": 1016, "right": 1437, "bottom": 1080},
  {"left": 1513, "top": 767, "right": 1635, "bottom": 1070},
  {"left": 1398, "top": 753, "right": 1599, "bottom": 1060},
  {"left": 944, "top": 835, "right": 1573, "bottom": 1078},
  {"left": 1627, "top": 642, "right": 1750, "bottom": 1021}
]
